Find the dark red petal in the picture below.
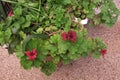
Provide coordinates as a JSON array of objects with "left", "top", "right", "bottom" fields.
[
  {"left": 8, "top": 11, "right": 13, "bottom": 17},
  {"left": 29, "top": 55, "right": 36, "bottom": 60},
  {"left": 61, "top": 32, "right": 68, "bottom": 41},
  {"left": 25, "top": 49, "right": 37, "bottom": 60},
  {"left": 25, "top": 51, "right": 31, "bottom": 56},
  {"left": 32, "top": 49, "right": 37, "bottom": 55},
  {"left": 68, "top": 30, "right": 77, "bottom": 42},
  {"left": 68, "top": 30, "right": 73, "bottom": 35},
  {"left": 100, "top": 49, "right": 107, "bottom": 57},
  {"left": 70, "top": 38, "right": 77, "bottom": 42},
  {"left": 68, "top": 30, "right": 73, "bottom": 39}
]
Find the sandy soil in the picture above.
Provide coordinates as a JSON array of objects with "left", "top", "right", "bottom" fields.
[{"left": 0, "top": 1, "right": 120, "bottom": 80}]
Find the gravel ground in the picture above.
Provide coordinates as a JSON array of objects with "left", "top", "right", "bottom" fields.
[{"left": 0, "top": 1, "right": 120, "bottom": 80}]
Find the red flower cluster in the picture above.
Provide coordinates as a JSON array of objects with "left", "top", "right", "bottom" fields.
[
  {"left": 61, "top": 30, "right": 77, "bottom": 42},
  {"left": 25, "top": 49, "right": 37, "bottom": 60},
  {"left": 8, "top": 11, "right": 13, "bottom": 17},
  {"left": 100, "top": 49, "right": 107, "bottom": 57}
]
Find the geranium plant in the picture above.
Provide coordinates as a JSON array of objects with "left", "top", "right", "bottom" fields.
[{"left": 0, "top": 0, "right": 119, "bottom": 75}]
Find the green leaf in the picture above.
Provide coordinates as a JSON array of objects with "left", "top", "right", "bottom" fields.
[
  {"left": 12, "top": 22, "right": 20, "bottom": 34},
  {"left": 20, "top": 56, "right": 33, "bottom": 69},
  {"left": 95, "top": 38, "right": 106, "bottom": 49},
  {"left": 37, "top": 42, "right": 49, "bottom": 56},
  {"left": 18, "top": 0, "right": 25, "bottom": 3},
  {"left": 22, "top": 21, "right": 31, "bottom": 28},
  {"left": 68, "top": 54, "right": 79, "bottom": 60},
  {"left": 22, "top": 34, "right": 49, "bottom": 53},
  {"left": 15, "top": 43, "right": 24, "bottom": 58},
  {"left": 58, "top": 40, "right": 69, "bottom": 54},
  {"left": 0, "top": 31, "right": 5, "bottom": 45},
  {"left": 68, "top": 44, "right": 78, "bottom": 54},
  {"left": 49, "top": 26, "right": 58, "bottom": 31},
  {"left": 28, "top": 3, "right": 38, "bottom": 7},
  {"left": 53, "top": 56, "right": 60, "bottom": 64},
  {"left": 63, "top": 0, "right": 71, "bottom": 5},
  {"left": 33, "top": 59, "right": 42, "bottom": 68},
  {"left": 36, "top": 28, "right": 43, "bottom": 34},
  {"left": 0, "top": 24, "right": 3, "bottom": 31},
  {"left": 8, "top": 37, "right": 20, "bottom": 54},
  {"left": 64, "top": 14, "right": 71, "bottom": 31},
  {"left": 26, "top": 15, "right": 32, "bottom": 21},
  {"left": 58, "top": 36, "right": 71, "bottom": 54},
  {"left": 37, "top": 53, "right": 46, "bottom": 62},
  {"left": 19, "top": 17, "right": 25, "bottom": 24},
  {"left": 19, "top": 31, "right": 26, "bottom": 39},
  {"left": 50, "top": 34, "right": 60, "bottom": 43},
  {"left": 63, "top": 59, "right": 71, "bottom": 64},
  {"left": 81, "top": 53, "right": 88, "bottom": 57},
  {"left": 82, "top": 28, "right": 88, "bottom": 36},
  {"left": 3, "top": 17, "right": 12, "bottom": 30},
  {"left": 46, "top": 45, "right": 57, "bottom": 54},
  {"left": 60, "top": 54, "right": 69, "bottom": 60},
  {"left": 14, "top": 6, "right": 22, "bottom": 16},
  {"left": 41, "top": 62, "right": 56, "bottom": 76},
  {"left": 4, "top": 28, "right": 12, "bottom": 42},
  {"left": 25, "top": 39, "right": 38, "bottom": 51}
]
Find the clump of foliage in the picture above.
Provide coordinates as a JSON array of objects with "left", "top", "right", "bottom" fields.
[{"left": 0, "top": 0, "right": 119, "bottom": 76}]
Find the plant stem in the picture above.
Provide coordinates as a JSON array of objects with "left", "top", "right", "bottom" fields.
[
  {"left": 0, "top": 1, "right": 6, "bottom": 19},
  {"left": 1, "top": 0, "right": 17, "bottom": 4},
  {"left": 1, "top": 0, "right": 40, "bottom": 12}
]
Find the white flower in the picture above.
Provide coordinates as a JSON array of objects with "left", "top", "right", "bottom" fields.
[
  {"left": 80, "top": 18, "right": 89, "bottom": 25},
  {"left": 73, "top": 18, "right": 89, "bottom": 25}
]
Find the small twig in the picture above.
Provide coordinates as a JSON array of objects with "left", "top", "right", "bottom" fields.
[
  {"left": 44, "top": 30, "right": 62, "bottom": 36},
  {"left": 48, "top": 30, "right": 62, "bottom": 36},
  {"left": 1, "top": 0, "right": 40, "bottom": 12},
  {"left": 72, "top": 19, "right": 84, "bottom": 31},
  {"left": 79, "top": 24, "right": 84, "bottom": 31}
]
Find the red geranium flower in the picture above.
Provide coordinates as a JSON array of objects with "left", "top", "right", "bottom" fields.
[
  {"left": 68, "top": 30, "right": 77, "bottom": 42},
  {"left": 8, "top": 11, "right": 13, "bottom": 17},
  {"left": 25, "top": 49, "right": 37, "bottom": 60},
  {"left": 61, "top": 30, "right": 77, "bottom": 42},
  {"left": 100, "top": 49, "right": 107, "bottom": 57},
  {"left": 61, "top": 32, "right": 68, "bottom": 41}
]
